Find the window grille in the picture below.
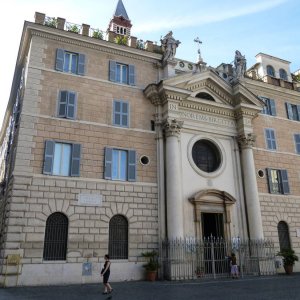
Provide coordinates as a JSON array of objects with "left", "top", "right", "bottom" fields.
[
  {"left": 277, "top": 221, "right": 291, "bottom": 251},
  {"left": 43, "top": 212, "right": 68, "bottom": 260},
  {"left": 109, "top": 215, "right": 128, "bottom": 259}
]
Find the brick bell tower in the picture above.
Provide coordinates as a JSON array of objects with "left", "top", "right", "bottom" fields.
[{"left": 108, "top": 0, "right": 132, "bottom": 37}]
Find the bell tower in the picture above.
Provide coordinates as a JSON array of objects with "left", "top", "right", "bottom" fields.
[{"left": 108, "top": 0, "right": 132, "bottom": 37}]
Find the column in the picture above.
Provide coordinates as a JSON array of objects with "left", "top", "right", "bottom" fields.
[
  {"left": 164, "top": 119, "right": 184, "bottom": 239},
  {"left": 238, "top": 133, "right": 264, "bottom": 239}
]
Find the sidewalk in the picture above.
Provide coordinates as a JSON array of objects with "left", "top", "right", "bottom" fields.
[{"left": 1, "top": 274, "right": 300, "bottom": 300}]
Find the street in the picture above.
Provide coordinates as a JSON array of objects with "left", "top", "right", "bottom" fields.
[{"left": 1, "top": 274, "right": 300, "bottom": 300}]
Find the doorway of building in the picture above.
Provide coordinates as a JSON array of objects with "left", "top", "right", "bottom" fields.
[
  {"left": 201, "top": 213, "right": 224, "bottom": 238},
  {"left": 201, "top": 213, "right": 226, "bottom": 274}
]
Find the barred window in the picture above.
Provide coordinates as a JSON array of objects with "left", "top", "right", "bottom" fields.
[
  {"left": 278, "top": 221, "right": 291, "bottom": 251},
  {"left": 43, "top": 212, "right": 68, "bottom": 261},
  {"left": 109, "top": 215, "right": 128, "bottom": 259}
]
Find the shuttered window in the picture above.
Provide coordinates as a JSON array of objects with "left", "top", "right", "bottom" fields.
[
  {"left": 109, "top": 60, "right": 135, "bottom": 85},
  {"left": 55, "top": 49, "right": 85, "bottom": 75},
  {"left": 113, "top": 100, "right": 129, "bottom": 127},
  {"left": 278, "top": 221, "right": 291, "bottom": 251},
  {"left": 286, "top": 102, "right": 300, "bottom": 121},
  {"left": 43, "top": 212, "right": 68, "bottom": 261},
  {"left": 109, "top": 215, "right": 128, "bottom": 259},
  {"left": 43, "top": 141, "right": 81, "bottom": 177},
  {"left": 104, "top": 147, "right": 136, "bottom": 181},
  {"left": 266, "top": 168, "right": 290, "bottom": 195},
  {"left": 58, "top": 91, "right": 77, "bottom": 119},
  {"left": 294, "top": 134, "right": 300, "bottom": 154},
  {"left": 259, "top": 96, "right": 276, "bottom": 116},
  {"left": 265, "top": 128, "right": 277, "bottom": 150}
]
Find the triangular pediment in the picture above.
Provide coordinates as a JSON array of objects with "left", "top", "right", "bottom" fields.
[{"left": 160, "top": 68, "right": 264, "bottom": 110}]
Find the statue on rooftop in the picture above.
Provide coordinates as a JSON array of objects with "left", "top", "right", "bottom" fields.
[
  {"left": 234, "top": 50, "right": 247, "bottom": 78},
  {"left": 161, "top": 31, "right": 181, "bottom": 64}
]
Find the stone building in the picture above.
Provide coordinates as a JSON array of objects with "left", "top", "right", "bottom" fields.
[{"left": 0, "top": 0, "right": 299, "bottom": 286}]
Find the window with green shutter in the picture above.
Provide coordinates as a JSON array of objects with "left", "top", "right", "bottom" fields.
[
  {"left": 286, "top": 102, "right": 300, "bottom": 121},
  {"left": 294, "top": 134, "right": 300, "bottom": 154},
  {"left": 109, "top": 60, "right": 135, "bottom": 85},
  {"left": 58, "top": 90, "right": 77, "bottom": 119},
  {"left": 104, "top": 147, "right": 136, "bottom": 182},
  {"left": 55, "top": 49, "right": 85, "bottom": 76},
  {"left": 266, "top": 168, "right": 290, "bottom": 195},
  {"left": 113, "top": 100, "right": 129, "bottom": 127},
  {"left": 43, "top": 140, "right": 81, "bottom": 177},
  {"left": 259, "top": 96, "right": 276, "bottom": 116},
  {"left": 265, "top": 128, "right": 277, "bottom": 150}
]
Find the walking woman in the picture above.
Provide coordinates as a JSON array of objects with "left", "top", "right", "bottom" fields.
[{"left": 101, "top": 254, "right": 113, "bottom": 294}]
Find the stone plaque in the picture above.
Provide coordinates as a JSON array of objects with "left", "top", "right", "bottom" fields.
[
  {"left": 78, "top": 193, "right": 102, "bottom": 206},
  {"left": 82, "top": 262, "right": 92, "bottom": 276},
  {"left": 297, "top": 229, "right": 300, "bottom": 237}
]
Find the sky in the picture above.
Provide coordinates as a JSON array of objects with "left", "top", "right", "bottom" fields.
[{"left": 1, "top": 0, "right": 300, "bottom": 127}]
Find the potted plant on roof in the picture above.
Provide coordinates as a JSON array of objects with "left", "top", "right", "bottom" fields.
[
  {"left": 141, "top": 250, "right": 160, "bottom": 281},
  {"left": 92, "top": 29, "right": 103, "bottom": 40},
  {"left": 277, "top": 248, "right": 299, "bottom": 275}
]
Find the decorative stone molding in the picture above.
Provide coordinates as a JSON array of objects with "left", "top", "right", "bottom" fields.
[
  {"left": 237, "top": 133, "right": 256, "bottom": 149},
  {"left": 163, "top": 119, "right": 183, "bottom": 138},
  {"left": 30, "top": 30, "right": 161, "bottom": 64}
]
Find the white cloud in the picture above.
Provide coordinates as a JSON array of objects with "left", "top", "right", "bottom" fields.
[{"left": 133, "top": 0, "right": 287, "bottom": 33}]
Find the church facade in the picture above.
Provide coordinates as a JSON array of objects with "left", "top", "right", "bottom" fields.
[{"left": 0, "top": 0, "right": 299, "bottom": 286}]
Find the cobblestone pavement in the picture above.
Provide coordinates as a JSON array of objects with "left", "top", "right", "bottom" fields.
[{"left": 1, "top": 274, "right": 300, "bottom": 300}]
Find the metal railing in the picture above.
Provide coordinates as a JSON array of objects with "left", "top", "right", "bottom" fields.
[{"left": 159, "top": 237, "right": 276, "bottom": 280}]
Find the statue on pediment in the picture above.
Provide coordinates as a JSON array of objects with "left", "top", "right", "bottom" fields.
[
  {"left": 161, "top": 31, "right": 181, "bottom": 63},
  {"left": 234, "top": 50, "right": 247, "bottom": 78}
]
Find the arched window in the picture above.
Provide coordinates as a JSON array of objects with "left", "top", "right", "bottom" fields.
[
  {"left": 109, "top": 215, "right": 128, "bottom": 259},
  {"left": 43, "top": 212, "right": 68, "bottom": 261},
  {"left": 195, "top": 92, "right": 215, "bottom": 101},
  {"left": 266, "top": 65, "right": 275, "bottom": 77},
  {"left": 279, "top": 69, "right": 288, "bottom": 80},
  {"left": 277, "top": 221, "right": 291, "bottom": 251}
]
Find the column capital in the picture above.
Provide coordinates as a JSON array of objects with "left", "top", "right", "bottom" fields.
[
  {"left": 237, "top": 133, "right": 256, "bottom": 149},
  {"left": 163, "top": 119, "right": 183, "bottom": 138}
]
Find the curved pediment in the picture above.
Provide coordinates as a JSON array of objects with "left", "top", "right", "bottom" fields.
[{"left": 189, "top": 189, "right": 236, "bottom": 205}]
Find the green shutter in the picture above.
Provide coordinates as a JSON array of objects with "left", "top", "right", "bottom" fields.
[
  {"left": 280, "top": 170, "right": 290, "bottom": 194},
  {"left": 71, "top": 144, "right": 81, "bottom": 176},
  {"left": 55, "top": 49, "right": 64, "bottom": 72},
  {"left": 295, "top": 134, "right": 300, "bottom": 154},
  {"left": 127, "top": 150, "right": 136, "bottom": 182},
  {"left": 104, "top": 147, "right": 113, "bottom": 179},
  {"left": 78, "top": 54, "right": 85, "bottom": 75},
  {"left": 266, "top": 168, "right": 274, "bottom": 193},
  {"left": 122, "top": 102, "right": 129, "bottom": 127},
  {"left": 129, "top": 65, "right": 135, "bottom": 85},
  {"left": 43, "top": 140, "right": 55, "bottom": 175},
  {"left": 297, "top": 105, "right": 300, "bottom": 121},
  {"left": 67, "top": 92, "right": 76, "bottom": 119},
  {"left": 58, "top": 91, "right": 68, "bottom": 117},
  {"left": 109, "top": 61, "right": 116, "bottom": 82},
  {"left": 270, "top": 99, "right": 276, "bottom": 116},
  {"left": 286, "top": 103, "right": 293, "bottom": 119}
]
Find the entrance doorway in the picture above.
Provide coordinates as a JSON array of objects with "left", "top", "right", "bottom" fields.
[
  {"left": 201, "top": 213, "right": 226, "bottom": 274},
  {"left": 202, "top": 213, "right": 224, "bottom": 238}
]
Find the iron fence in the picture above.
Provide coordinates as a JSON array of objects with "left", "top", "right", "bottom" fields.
[{"left": 159, "top": 238, "right": 276, "bottom": 280}]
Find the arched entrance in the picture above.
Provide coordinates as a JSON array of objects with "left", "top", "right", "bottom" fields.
[{"left": 189, "top": 189, "right": 236, "bottom": 240}]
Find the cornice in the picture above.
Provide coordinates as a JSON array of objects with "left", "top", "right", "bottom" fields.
[
  {"left": 244, "top": 77, "right": 300, "bottom": 99},
  {"left": 30, "top": 28, "right": 161, "bottom": 64},
  {"left": 179, "top": 101, "right": 235, "bottom": 118}
]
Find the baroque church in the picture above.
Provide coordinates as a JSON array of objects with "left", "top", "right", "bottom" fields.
[{"left": 0, "top": 0, "right": 299, "bottom": 286}]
